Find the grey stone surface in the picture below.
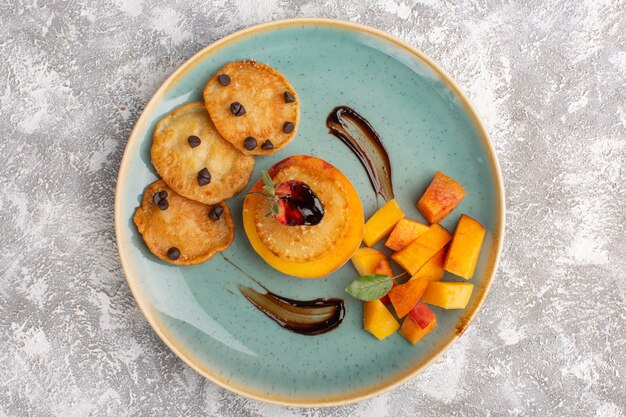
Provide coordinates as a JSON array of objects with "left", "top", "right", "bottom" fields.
[{"left": 1, "top": 0, "right": 624, "bottom": 416}]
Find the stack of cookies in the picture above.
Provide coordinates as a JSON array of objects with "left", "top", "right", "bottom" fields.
[{"left": 134, "top": 61, "right": 300, "bottom": 265}]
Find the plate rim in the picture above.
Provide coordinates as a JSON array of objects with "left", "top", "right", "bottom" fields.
[{"left": 114, "top": 17, "right": 506, "bottom": 407}]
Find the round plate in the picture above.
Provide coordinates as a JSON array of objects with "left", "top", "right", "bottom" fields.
[{"left": 115, "top": 18, "right": 505, "bottom": 407}]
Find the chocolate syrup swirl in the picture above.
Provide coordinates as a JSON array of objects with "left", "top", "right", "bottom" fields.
[
  {"left": 326, "top": 106, "right": 394, "bottom": 201},
  {"left": 238, "top": 286, "right": 345, "bottom": 336},
  {"left": 222, "top": 255, "right": 345, "bottom": 335}
]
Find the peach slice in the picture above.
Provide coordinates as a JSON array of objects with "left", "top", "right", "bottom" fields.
[
  {"left": 445, "top": 214, "right": 486, "bottom": 279},
  {"left": 422, "top": 282, "right": 474, "bottom": 309},
  {"left": 388, "top": 278, "right": 429, "bottom": 318},
  {"left": 363, "top": 299, "right": 400, "bottom": 340},
  {"left": 392, "top": 224, "right": 452, "bottom": 275},
  {"left": 417, "top": 172, "right": 466, "bottom": 224},
  {"left": 351, "top": 248, "right": 386, "bottom": 276},
  {"left": 363, "top": 199, "right": 404, "bottom": 247},
  {"left": 243, "top": 155, "right": 364, "bottom": 278},
  {"left": 408, "top": 302, "right": 436, "bottom": 329},
  {"left": 373, "top": 258, "right": 394, "bottom": 277},
  {"left": 384, "top": 218, "right": 430, "bottom": 251},
  {"left": 400, "top": 316, "right": 437, "bottom": 345},
  {"left": 409, "top": 246, "right": 447, "bottom": 282}
]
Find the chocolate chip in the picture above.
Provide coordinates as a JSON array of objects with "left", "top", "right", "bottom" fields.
[
  {"left": 283, "top": 121, "right": 295, "bottom": 134},
  {"left": 209, "top": 204, "right": 224, "bottom": 220},
  {"left": 284, "top": 91, "right": 296, "bottom": 103},
  {"left": 153, "top": 190, "right": 168, "bottom": 205},
  {"left": 230, "top": 102, "right": 246, "bottom": 116},
  {"left": 188, "top": 135, "right": 201, "bottom": 148},
  {"left": 260, "top": 139, "right": 274, "bottom": 150},
  {"left": 218, "top": 73, "right": 231, "bottom": 86},
  {"left": 243, "top": 136, "right": 257, "bottom": 150},
  {"left": 197, "top": 168, "right": 211, "bottom": 186},
  {"left": 167, "top": 247, "right": 180, "bottom": 260},
  {"left": 157, "top": 198, "right": 169, "bottom": 210}
]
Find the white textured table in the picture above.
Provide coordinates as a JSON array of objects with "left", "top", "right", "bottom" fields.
[{"left": 1, "top": 1, "right": 624, "bottom": 416}]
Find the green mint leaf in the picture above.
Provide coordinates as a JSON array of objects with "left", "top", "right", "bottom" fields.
[
  {"left": 344, "top": 274, "right": 394, "bottom": 301},
  {"left": 263, "top": 185, "right": 275, "bottom": 196},
  {"left": 262, "top": 171, "right": 273, "bottom": 189},
  {"left": 271, "top": 202, "right": 279, "bottom": 216}
]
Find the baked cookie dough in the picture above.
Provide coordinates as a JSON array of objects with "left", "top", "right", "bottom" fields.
[
  {"left": 151, "top": 102, "right": 254, "bottom": 205},
  {"left": 203, "top": 60, "right": 300, "bottom": 155},
  {"left": 133, "top": 179, "right": 234, "bottom": 265}
]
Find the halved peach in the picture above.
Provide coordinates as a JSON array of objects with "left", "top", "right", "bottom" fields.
[{"left": 243, "top": 155, "right": 364, "bottom": 278}]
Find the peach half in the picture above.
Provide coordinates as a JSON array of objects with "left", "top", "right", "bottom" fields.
[{"left": 242, "top": 155, "right": 364, "bottom": 278}]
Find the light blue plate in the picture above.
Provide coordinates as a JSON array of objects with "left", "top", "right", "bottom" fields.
[{"left": 115, "top": 19, "right": 505, "bottom": 407}]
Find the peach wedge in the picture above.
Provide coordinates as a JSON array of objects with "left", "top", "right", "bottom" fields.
[
  {"left": 408, "top": 301, "right": 437, "bottom": 329},
  {"left": 363, "top": 199, "right": 404, "bottom": 247},
  {"left": 417, "top": 172, "right": 465, "bottom": 224},
  {"left": 392, "top": 224, "right": 452, "bottom": 275},
  {"left": 388, "top": 278, "right": 430, "bottom": 318},
  {"left": 400, "top": 316, "right": 437, "bottom": 345},
  {"left": 409, "top": 246, "right": 447, "bottom": 282},
  {"left": 422, "top": 281, "right": 474, "bottom": 309},
  {"left": 445, "top": 214, "right": 486, "bottom": 279},
  {"left": 363, "top": 299, "right": 400, "bottom": 340},
  {"left": 351, "top": 247, "right": 387, "bottom": 276},
  {"left": 384, "top": 218, "right": 430, "bottom": 251}
]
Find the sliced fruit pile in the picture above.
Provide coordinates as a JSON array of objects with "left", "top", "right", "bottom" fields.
[{"left": 344, "top": 171, "right": 486, "bottom": 345}]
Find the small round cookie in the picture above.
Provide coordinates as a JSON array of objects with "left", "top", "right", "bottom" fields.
[
  {"left": 152, "top": 102, "right": 254, "bottom": 205},
  {"left": 133, "top": 179, "right": 234, "bottom": 265},
  {"left": 203, "top": 60, "right": 300, "bottom": 155}
]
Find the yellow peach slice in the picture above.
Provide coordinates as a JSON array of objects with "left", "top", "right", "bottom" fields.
[
  {"left": 444, "top": 214, "right": 486, "bottom": 279},
  {"left": 392, "top": 224, "right": 452, "bottom": 275},
  {"left": 384, "top": 218, "right": 430, "bottom": 251},
  {"left": 364, "top": 299, "right": 400, "bottom": 340},
  {"left": 363, "top": 199, "right": 404, "bottom": 247},
  {"left": 422, "top": 282, "right": 474, "bottom": 309}
]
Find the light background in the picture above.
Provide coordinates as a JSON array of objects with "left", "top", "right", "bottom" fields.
[{"left": 0, "top": 1, "right": 624, "bottom": 416}]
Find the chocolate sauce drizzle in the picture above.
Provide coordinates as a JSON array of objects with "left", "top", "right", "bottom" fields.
[
  {"left": 326, "top": 106, "right": 394, "bottom": 201},
  {"left": 238, "top": 286, "right": 345, "bottom": 336},
  {"left": 222, "top": 255, "right": 345, "bottom": 335}
]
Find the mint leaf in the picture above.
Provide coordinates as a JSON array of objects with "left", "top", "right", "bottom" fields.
[
  {"left": 271, "top": 202, "right": 279, "bottom": 216},
  {"left": 262, "top": 171, "right": 275, "bottom": 195},
  {"left": 263, "top": 185, "right": 275, "bottom": 196},
  {"left": 344, "top": 274, "right": 394, "bottom": 301}
]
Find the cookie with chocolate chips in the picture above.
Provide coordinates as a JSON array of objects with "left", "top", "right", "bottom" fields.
[
  {"left": 151, "top": 102, "right": 254, "bottom": 204},
  {"left": 133, "top": 180, "right": 234, "bottom": 265},
  {"left": 203, "top": 61, "right": 300, "bottom": 155}
]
